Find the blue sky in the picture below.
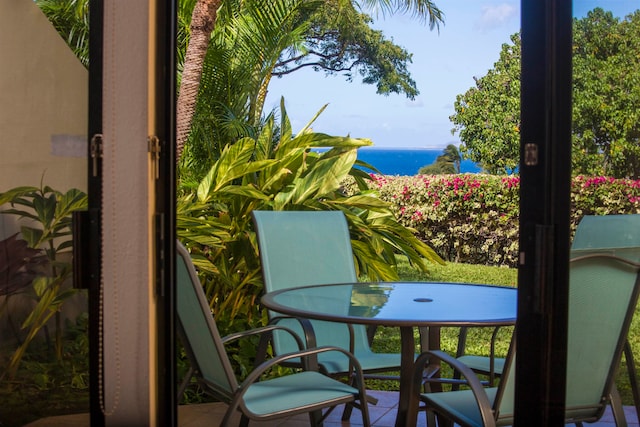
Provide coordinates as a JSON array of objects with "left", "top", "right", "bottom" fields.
[{"left": 264, "top": 1, "right": 640, "bottom": 149}]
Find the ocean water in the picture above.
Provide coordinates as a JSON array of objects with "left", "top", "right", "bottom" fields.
[{"left": 354, "top": 148, "right": 480, "bottom": 176}]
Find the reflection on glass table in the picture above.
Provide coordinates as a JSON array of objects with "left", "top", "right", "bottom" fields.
[{"left": 261, "top": 281, "right": 517, "bottom": 427}]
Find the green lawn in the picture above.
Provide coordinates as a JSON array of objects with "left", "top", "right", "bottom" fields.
[{"left": 368, "top": 256, "right": 640, "bottom": 407}]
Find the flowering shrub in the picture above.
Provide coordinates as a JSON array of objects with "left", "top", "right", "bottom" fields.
[
  {"left": 570, "top": 176, "right": 640, "bottom": 226},
  {"left": 343, "top": 174, "right": 640, "bottom": 267}
]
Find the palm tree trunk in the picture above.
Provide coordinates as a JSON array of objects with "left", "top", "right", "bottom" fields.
[
  {"left": 176, "top": 0, "right": 222, "bottom": 163},
  {"left": 252, "top": 73, "right": 273, "bottom": 127}
]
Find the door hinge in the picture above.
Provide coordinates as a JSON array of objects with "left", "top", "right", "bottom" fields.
[
  {"left": 90, "top": 134, "right": 103, "bottom": 177},
  {"left": 524, "top": 143, "right": 539, "bottom": 166},
  {"left": 148, "top": 135, "right": 161, "bottom": 180}
]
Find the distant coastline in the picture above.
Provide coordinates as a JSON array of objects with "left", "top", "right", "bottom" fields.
[{"left": 354, "top": 147, "right": 481, "bottom": 176}]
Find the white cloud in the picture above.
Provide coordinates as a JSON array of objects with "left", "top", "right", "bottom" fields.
[{"left": 475, "top": 3, "right": 518, "bottom": 33}]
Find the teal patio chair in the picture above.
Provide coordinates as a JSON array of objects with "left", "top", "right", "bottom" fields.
[
  {"left": 571, "top": 214, "right": 640, "bottom": 262},
  {"left": 409, "top": 252, "right": 640, "bottom": 427},
  {"left": 455, "top": 214, "right": 640, "bottom": 389},
  {"left": 571, "top": 214, "right": 640, "bottom": 421},
  {"left": 252, "top": 210, "right": 403, "bottom": 417},
  {"left": 176, "top": 242, "right": 371, "bottom": 427},
  {"left": 453, "top": 325, "right": 508, "bottom": 387}
]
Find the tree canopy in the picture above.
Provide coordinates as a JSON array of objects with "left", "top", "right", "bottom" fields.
[
  {"left": 450, "top": 8, "right": 640, "bottom": 178},
  {"left": 271, "top": 1, "right": 431, "bottom": 100},
  {"left": 36, "top": 0, "right": 444, "bottom": 167},
  {"left": 418, "top": 144, "right": 461, "bottom": 174},
  {"left": 450, "top": 34, "right": 520, "bottom": 175},
  {"left": 181, "top": 0, "right": 444, "bottom": 178}
]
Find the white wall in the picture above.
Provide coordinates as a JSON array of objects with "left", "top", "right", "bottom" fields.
[
  {"left": 0, "top": 0, "right": 87, "bottom": 200},
  {"left": 0, "top": 0, "right": 89, "bottom": 354}
]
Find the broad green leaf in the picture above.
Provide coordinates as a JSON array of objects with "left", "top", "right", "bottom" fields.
[
  {"left": 53, "top": 289, "right": 78, "bottom": 305},
  {"left": 260, "top": 167, "right": 294, "bottom": 193},
  {"left": 56, "top": 240, "right": 74, "bottom": 252},
  {"left": 0, "top": 186, "right": 39, "bottom": 205},
  {"left": 278, "top": 97, "right": 292, "bottom": 144},
  {"left": 279, "top": 132, "right": 371, "bottom": 154},
  {"left": 0, "top": 208, "right": 39, "bottom": 222},
  {"left": 288, "top": 150, "right": 356, "bottom": 203},
  {"left": 255, "top": 115, "right": 274, "bottom": 161},
  {"left": 32, "top": 194, "right": 57, "bottom": 228},
  {"left": 298, "top": 103, "right": 328, "bottom": 134},
  {"left": 21, "top": 226, "right": 44, "bottom": 248},
  {"left": 333, "top": 195, "right": 390, "bottom": 210},
  {"left": 215, "top": 185, "right": 272, "bottom": 201},
  {"left": 32, "top": 276, "right": 51, "bottom": 298},
  {"left": 198, "top": 141, "right": 274, "bottom": 201},
  {"left": 55, "top": 188, "right": 88, "bottom": 218}
]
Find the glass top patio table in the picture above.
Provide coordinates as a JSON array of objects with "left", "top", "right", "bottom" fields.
[
  {"left": 262, "top": 282, "right": 516, "bottom": 326},
  {"left": 261, "top": 282, "right": 517, "bottom": 427}
]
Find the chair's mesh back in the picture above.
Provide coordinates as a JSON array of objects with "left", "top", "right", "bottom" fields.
[
  {"left": 176, "top": 243, "right": 236, "bottom": 397},
  {"left": 494, "top": 341, "right": 516, "bottom": 420},
  {"left": 496, "top": 254, "right": 640, "bottom": 421},
  {"left": 253, "top": 211, "right": 358, "bottom": 289},
  {"left": 252, "top": 210, "right": 367, "bottom": 355},
  {"left": 565, "top": 255, "right": 639, "bottom": 407},
  {"left": 572, "top": 214, "right": 640, "bottom": 262}
]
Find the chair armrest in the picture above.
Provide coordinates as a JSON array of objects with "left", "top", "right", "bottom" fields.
[
  {"left": 413, "top": 350, "right": 496, "bottom": 427},
  {"left": 222, "top": 324, "right": 308, "bottom": 369},
  {"left": 222, "top": 324, "right": 305, "bottom": 350},
  {"left": 268, "top": 315, "right": 358, "bottom": 355},
  {"left": 267, "top": 315, "right": 360, "bottom": 377},
  {"left": 268, "top": 315, "right": 320, "bottom": 348}
]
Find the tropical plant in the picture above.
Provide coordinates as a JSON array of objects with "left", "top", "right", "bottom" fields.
[
  {"left": 35, "top": 0, "right": 445, "bottom": 166},
  {"left": 0, "top": 234, "right": 48, "bottom": 345},
  {"left": 341, "top": 172, "right": 640, "bottom": 266},
  {"left": 177, "top": 0, "right": 445, "bottom": 163},
  {"left": 177, "top": 100, "right": 443, "bottom": 334},
  {"left": 572, "top": 8, "right": 640, "bottom": 179},
  {"left": 449, "top": 33, "right": 521, "bottom": 175},
  {"left": 418, "top": 144, "right": 462, "bottom": 174},
  {"left": 451, "top": 8, "right": 640, "bottom": 178},
  {"left": 0, "top": 184, "right": 87, "bottom": 379},
  {"left": 0, "top": 234, "right": 47, "bottom": 298},
  {"left": 181, "top": 0, "right": 325, "bottom": 181}
]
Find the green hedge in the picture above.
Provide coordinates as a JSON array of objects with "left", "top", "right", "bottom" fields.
[{"left": 344, "top": 174, "right": 640, "bottom": 267}]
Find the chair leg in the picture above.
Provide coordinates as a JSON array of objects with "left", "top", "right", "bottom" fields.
[
  {"left": 341, "top": 403, "right": 354, "bottom": 421},
  {"left": 309, "top": 409, "right": 324, "bottom": 426},
  {"left": 426, "top": 410, "right": 437, "bottom": 427},
  {"left": 239, "top": 414, "right": 250, "bottom": 427},
  {"left": 427, "top": 411, "right": 454, "bottom": 427},
  {"left": 610, "top": 387, "right": 628, "bottom": 427},
  {"left": 177, "top": 366, "right": 195, "bottom": 403}
]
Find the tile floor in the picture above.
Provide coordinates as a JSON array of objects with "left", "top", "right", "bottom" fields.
[{"left": 24, "top": 390, "right": 640, "bottom": 427}]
